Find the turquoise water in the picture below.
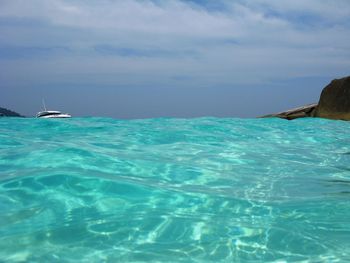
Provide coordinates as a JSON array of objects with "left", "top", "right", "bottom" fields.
[{"left": 0, "top": 117, "right": 350, "bottom": 262}]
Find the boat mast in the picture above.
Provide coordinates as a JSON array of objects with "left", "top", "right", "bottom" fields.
[{"left": 42, "top": 99, "right": 47, "bottom": 111}]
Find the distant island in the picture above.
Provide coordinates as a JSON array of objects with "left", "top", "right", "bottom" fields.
[{"left": 0, "top": 107, "right": 24, "bottom": 117}]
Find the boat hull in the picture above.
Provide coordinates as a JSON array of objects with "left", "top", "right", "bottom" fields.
[{"left": 38, "top": 114, "right": 71, "bottom": 118}]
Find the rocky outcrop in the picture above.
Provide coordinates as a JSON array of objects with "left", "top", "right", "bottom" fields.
[
  {"left": 315, "top": 76, "right": 350, "bottom": 120},
  {"left": 262, "top": 76, "right": 350, "bottom": 121},
  {"left": 261, "top": 103, "right": 317, "bottom": 120}
]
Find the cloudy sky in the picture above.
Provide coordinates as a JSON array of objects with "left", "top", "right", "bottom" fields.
[{"left": 1, "top": 0, "right": 349, "bottom": 118}]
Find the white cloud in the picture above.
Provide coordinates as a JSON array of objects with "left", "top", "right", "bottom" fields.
[
  {"left": 0, "top": 0, "right": 349, "bottom": 86},
  {"left": 245, "top": 0, "right": 350, "bottom": 21}
]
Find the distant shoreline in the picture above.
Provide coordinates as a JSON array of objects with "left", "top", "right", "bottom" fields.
[{"left": 0, "top": 107, "right": 24, "bottom": 117}]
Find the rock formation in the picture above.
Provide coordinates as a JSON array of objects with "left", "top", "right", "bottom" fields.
[
  {"left": 262, "top": 76, "right": 350, "bottom": 120},
  {"left": 261, "top": 103, "right": 317, "bottom": 120},
  {"left": 315, "top": 76, "right": 350, "bottom": 120}
]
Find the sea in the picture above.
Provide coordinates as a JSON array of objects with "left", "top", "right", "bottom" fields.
[{"left": 0, "top": 117, "right": 349, "bottom": 262}]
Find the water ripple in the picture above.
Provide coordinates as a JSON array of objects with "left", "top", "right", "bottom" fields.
[{"left": 1, "top": 117, "right": 350, "bottom": 262}]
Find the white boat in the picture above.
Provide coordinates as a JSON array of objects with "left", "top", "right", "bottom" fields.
[
  {"left": 36, "top": 110, "right": 71, "bottom": 118},
  {"left": 36, "top": 99, "right": 71, "bottom": 118}
]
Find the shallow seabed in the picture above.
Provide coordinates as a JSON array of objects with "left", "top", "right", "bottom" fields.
[{"left": 0, "top": 117, "right": 350, "bottom": 262}]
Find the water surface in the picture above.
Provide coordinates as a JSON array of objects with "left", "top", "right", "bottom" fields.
[{"left": 0, "top": 117, "right": 350, "bottom": 262}]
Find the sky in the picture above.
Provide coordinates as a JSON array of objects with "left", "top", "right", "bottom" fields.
[{"left": 0, "top": 0, "right": 349, "bottom": 118}]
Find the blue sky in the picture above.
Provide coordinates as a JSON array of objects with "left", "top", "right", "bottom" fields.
[{"left": 1, "top": 0, "right": 349, "bottom": 118}]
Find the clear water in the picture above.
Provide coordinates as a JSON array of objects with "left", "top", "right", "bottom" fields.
[{"left": 0, "top": 117, "right": 350, "bottom": 262}]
